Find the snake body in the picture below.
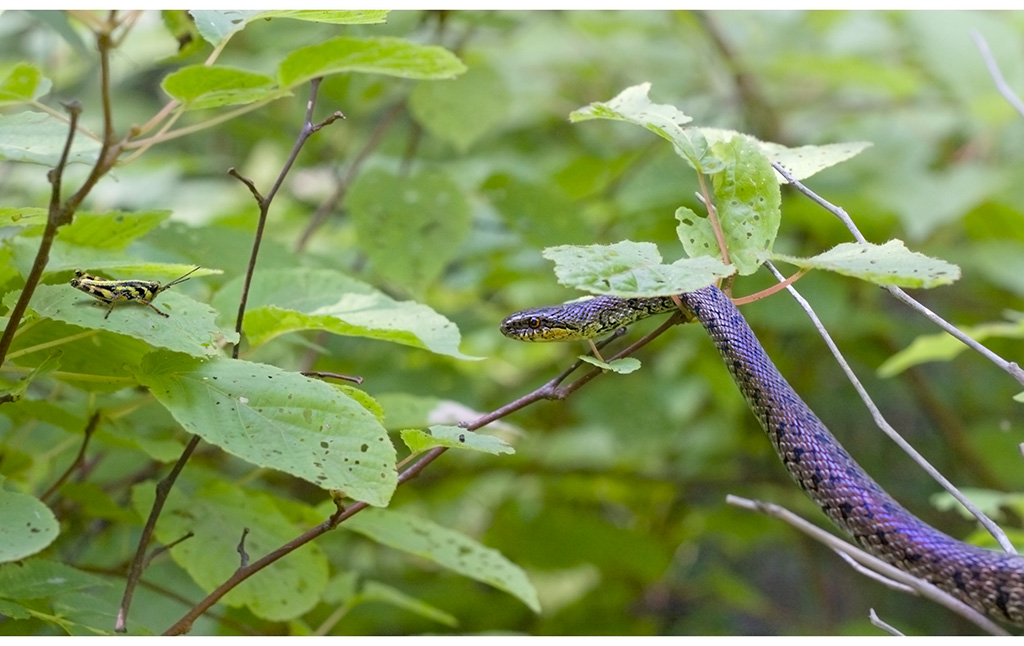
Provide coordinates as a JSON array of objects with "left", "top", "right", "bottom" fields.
[{"left": 501, "top": 285, "right": 1024, "bottom": 626}]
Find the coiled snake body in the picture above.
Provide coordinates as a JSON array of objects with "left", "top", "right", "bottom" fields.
[{"left": 501, "top": 285, "right": 1024, "bottom": 626}]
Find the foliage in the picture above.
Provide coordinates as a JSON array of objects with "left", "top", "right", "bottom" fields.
[{"left": 0, "top": 9, "right": 1023, "bottom": 636}]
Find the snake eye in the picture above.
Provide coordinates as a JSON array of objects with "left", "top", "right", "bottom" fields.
[{"left": 528, "top": 317, "right": 541, "bottom": 329}]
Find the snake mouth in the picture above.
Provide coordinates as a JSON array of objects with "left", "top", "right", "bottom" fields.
[{"left": 499, "top": 313, "right": 582, "bottom": 342}]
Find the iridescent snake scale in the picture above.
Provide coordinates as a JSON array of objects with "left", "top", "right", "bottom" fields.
[{"left": 501, "top": 285, "right": 1024, "bottom": 627}]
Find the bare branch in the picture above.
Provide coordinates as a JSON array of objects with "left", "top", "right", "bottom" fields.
[
  {"left": 117, "top": 435, "right": 202, "bottom": 633},
  {"left": 726, "top": 495, "right": 1008, "bottom": 635},
  {"left": 41, "top": 411, "right": 100, "bottom": 503},
  {"left": 971, "top": 29, "right": 1024, "bottom": 119},
  {"left": 869, "top": 608, "right": 905, "bottom": 636},
  {"left": 772, "top": 161, "right": 1024, "bottom": 388}
]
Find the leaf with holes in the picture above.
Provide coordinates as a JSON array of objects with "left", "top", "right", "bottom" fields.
[
  {"left": 700, "top": 127, "right": 871, "bottom": 182},
  {"left": 773, "top": 240, "right": 960, "bottom": 288},
  {"left": 401, "top": 425, "right": 514, "bottom": 455},
  {"left": 692, "top": 135, "right": 781, "bottom": 275},
  {"left": 0, "top": 480, "right": 59, "bottom": 563},
  {"left": 569, "top": 82, "right": 722, "bottom": 174},
  {"left": 131, "top": 480, "right": 329, "bottom": 622},
  {"left": 543, "top": 240, "right": 733, "bottom": 297},
  {"left": 136, "top": 352, "right": 397, "bottom": 506}
]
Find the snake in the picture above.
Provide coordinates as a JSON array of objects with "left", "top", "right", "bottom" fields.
[{"left": 501, "top": 285, "right": 1024, "bottom": 627}]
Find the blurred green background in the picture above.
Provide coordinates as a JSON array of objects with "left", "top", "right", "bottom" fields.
[{"left": 1, "top": 10, "right": 1023, "bottom": 635}]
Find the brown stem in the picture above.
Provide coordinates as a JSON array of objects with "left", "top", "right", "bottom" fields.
[
  {"left": 41, "top": 411, "right": 100, "bottom": 503},
  {"left": 116, "top": 434, "right": 202, "bottom": 633},
  {"left": 231, "top": 79, "right": 344, "bottom": 360}
]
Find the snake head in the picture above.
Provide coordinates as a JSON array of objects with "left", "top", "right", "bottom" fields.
[{"left": 499, "top": 306, "right": 585, "bottom": 342}]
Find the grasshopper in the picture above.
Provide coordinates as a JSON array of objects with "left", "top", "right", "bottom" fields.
[{"left": 69, "top": 266, "right": 201, "bottom": 319}]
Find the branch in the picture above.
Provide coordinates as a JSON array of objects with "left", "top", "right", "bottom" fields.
[
  {"left": 41, "top": 411, "right": 100, "bottom": 503},
  {"left": 772, "top": 161, "right": 1024, "bottom": 388},
  {"left": 727, "top": 495, "right": 1008, "bottom": 635},
  {"left": 971, "top": 29, "right": 1024, "bottom": 120},
  {"left": 0, "top": 101, "right": 81, "bottom": 365},
  {"left": 116, "top": 434, "right": 202, "bottom": 633},
  {"left": 230, "top": 78, "right": 344, "bottom": 360}
]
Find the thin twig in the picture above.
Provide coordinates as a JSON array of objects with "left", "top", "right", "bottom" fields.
[
  {"left": 726, "top": 494, "right": 1008, "bottom": 635},
  {"left": 231, "top": 78, "right": 344, "bottom": 360},
  {"left": 41, "top": 411, "right": 100, "bottom": 503},
  {"left": 764, "top": 261, "right": 1015, "bottom": 554},
  {"left": 772, "top": 161, "right": 1024, "bottom": 387},
  {"left": 833, "top": 550, "right": 915, "bottom": 595},
  {"left": 0, "top": 101, "right": 81, "bottom": 365},
  {"left": 117, "top": 434, "right": 202, "bottom": 633},
  {"left": 144, "top": 532, "right": 194, "bottom": 569},
  {"left": 869, "top": 608, "right": 905, "bottom": 636},
  {"left": 971, "top": 29, "right": 1024, "bottom": 119}
]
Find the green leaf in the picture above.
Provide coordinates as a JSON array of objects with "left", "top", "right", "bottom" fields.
[
  {"left": 0, "top": 63, "right": 50, "bottom": 105},
  {"left": 0, "top": 559, "right": 108, "bottom": 599},
  {"left": 0, "top": 207, "right": 47, "bottom": 228},
  {"left": 774, "top": 240, "right": 961, "bottom": 288},
  {"left": 570, "top": 81, "right": 692, "bottom": 142},
  {"left": 161, "top": 65, "right": 279, "bottom": 110},
  {"left": 570, "top": 82, "right": 721, "bottom": 173},
  {"left": 190, "top": 10, "right": 389, "bottom": 46},
  {"left": 543, "top": 240, "right": 734, "bottom": 297},
  {"left": 342, "top": 507, "right": 540, "bottom": 612},
  {"left": 0, "top": 111, "right": 101, "bottom": 166},
  {"left": 214, "top": 268, "right": 476, "bottom": 360},
  {"left": 5, "top": 319, "right": 151, "bottom": 391},
  {"left": 161, "top": 10, "right": 206, "bottom": 59},
  {"left": 189, "top": 10, "right": 262, "bottom": 46},
  {"left": 877, "top": 320, "right": 1024, "bottom": 377},
  {"left": 346, "top": 167, "right": 471, "bottom": 292},
  {"left": 409, "top": 62, "right": 510, "bottom": 151},
  {"left": 137, "top": 352, "right": 397, "bottom": 506},
  {"left": 131, "top": 480, "right": 329, "bottom": 621},
  {"left": 356, "top": 580, "right": 459, "bottom": 627},
  {"left": 56, "top": 210, "right": 172, "bottom": 249},
  {"left": 578, "top": 355, "right": 641, "bottom": 374},
  {"left": 697, "top": 135, "right": 781, "bottom": 275},
  {"left": 278, "top": 36, "right": 466, "bottom": 88},
  {"left": 257, "top": 10, "right": 389, "bottom": 25},
  {"left": 699, "top": 127, "right": 872, "bottom": 182},
  {"left": 23, "top": 276, "right": 231, "bottom": 359},
  {"left": 0, "top": 482, "right": 59, "bottom": 562},
  {"left": 0, "top": 351, "right": 60, "bottom": 401},
  {"left": 401, "top": 425, "right": 514, "bottom": 456}
]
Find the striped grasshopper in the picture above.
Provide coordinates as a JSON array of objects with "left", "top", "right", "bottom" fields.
[{"left": 69, "top": 266, "right": 201, "bottom": 319}]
